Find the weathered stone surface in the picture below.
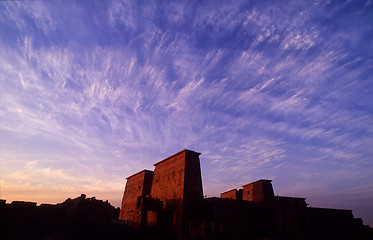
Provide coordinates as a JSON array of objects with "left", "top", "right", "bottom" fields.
[
  {"left": 118, "top": 169, "right": 154, "bottom": 227},
  {"left": 220, "top": 189, "right": 242, "bottom": 200},
  {"left": 118, "top": 149, "right": 373, "bottom": 239},
  {"left": 119, "top": 149, "right": 203, "bottom": 234},
  {"left": 242, "top": 179, "right": 274, "bottom": 202}
]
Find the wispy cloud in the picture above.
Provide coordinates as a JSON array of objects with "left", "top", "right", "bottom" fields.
[{"left": 0, "top": 0, "right": 372, "bottom": 225}]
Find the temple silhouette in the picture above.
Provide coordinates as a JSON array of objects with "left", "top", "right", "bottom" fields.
[
  {"left": 0, "top": 194, "right": 125, "bottom": 239},
  {"left": 119, "top": 149, "right": 372, "bottom": 239}
]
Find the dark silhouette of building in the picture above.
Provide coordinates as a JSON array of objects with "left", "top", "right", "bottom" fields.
[
  {"left": 119, "top": 149, "right": 373, "bottom": 239},
  {"left": 0, "top": 194, "right": 127, "bottom": 240},
  {"left": 119, "top": 149, "right": 203, "bottom": 235}
]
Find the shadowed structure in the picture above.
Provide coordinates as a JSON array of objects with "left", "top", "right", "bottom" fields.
[
  {"left": 119, "top": 149, "right": 203, "bottom": 234},
  {"left": 118, "top": 170, "right": 154, "bottom": 228},
  {"left": 119, "top": 149, "right": 373, "bottom": 239}
]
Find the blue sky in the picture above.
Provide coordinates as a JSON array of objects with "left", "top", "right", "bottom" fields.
[{"left": 1, "top": 0, "right": 373, "bottom": 225}]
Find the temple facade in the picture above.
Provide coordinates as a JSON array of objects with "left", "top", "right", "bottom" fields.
[
  {"left": 119, "top": 149, "right": 372, "bottom": 239},
  {"left": 119, "top": 149, "right": 203, "bottom": 234}
]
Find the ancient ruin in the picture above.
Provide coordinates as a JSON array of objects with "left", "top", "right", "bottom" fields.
[
  {"left": 119, "top": 149, "right": 203, "bottom": 234},
  {"left": 0, "top": 194, "right": 122, "bottom": 239},
  {"left": 119, "top": 149, "right": 373, "bottom": 239}
]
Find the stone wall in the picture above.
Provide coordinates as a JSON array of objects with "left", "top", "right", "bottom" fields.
[
  {"left": 119, "top": 169, "right": 154, "bottom": 227},
  {"left": 150, "top": 149, "right": 203, "bottom": 234},
  {"left": 242, "top": 179, "right": 274, "bottom": 202},
  {"left": 221, "top": 189, "right": 241, "bottom": 200}
]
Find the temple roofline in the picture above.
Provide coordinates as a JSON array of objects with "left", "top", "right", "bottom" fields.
[
  {"left": 242, "top": 179, "right": 272, "bottom": 187},
  {"left": 126, "top": 169, "right": 154, "bottom": 179},
  {"left": 153, "top": 149, "right": 201, "bottom": 166}
]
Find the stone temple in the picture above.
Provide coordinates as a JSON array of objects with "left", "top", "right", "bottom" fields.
[{"left": 119, "top": 149, "right": 372, "bottom": 239}]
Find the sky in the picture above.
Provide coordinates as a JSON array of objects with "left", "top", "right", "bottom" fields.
[{"left": 0, "top": 0, "right": 373, "bottom": 226}]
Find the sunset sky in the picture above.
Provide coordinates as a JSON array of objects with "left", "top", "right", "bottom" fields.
[{"left": 1, "top": 0, "right": 373, "bottom": 225}]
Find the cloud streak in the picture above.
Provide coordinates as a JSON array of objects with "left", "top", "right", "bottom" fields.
[{"left": 1, "top": 0, "right": 373, "bottom": 225}]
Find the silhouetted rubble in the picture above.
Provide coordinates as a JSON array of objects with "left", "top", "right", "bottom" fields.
[
  {"left": 119, "top": 149, "right": 373, "bottom": 239},
  {"left": 0, "top": 194, "right": 134, "bottom": 240}
]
